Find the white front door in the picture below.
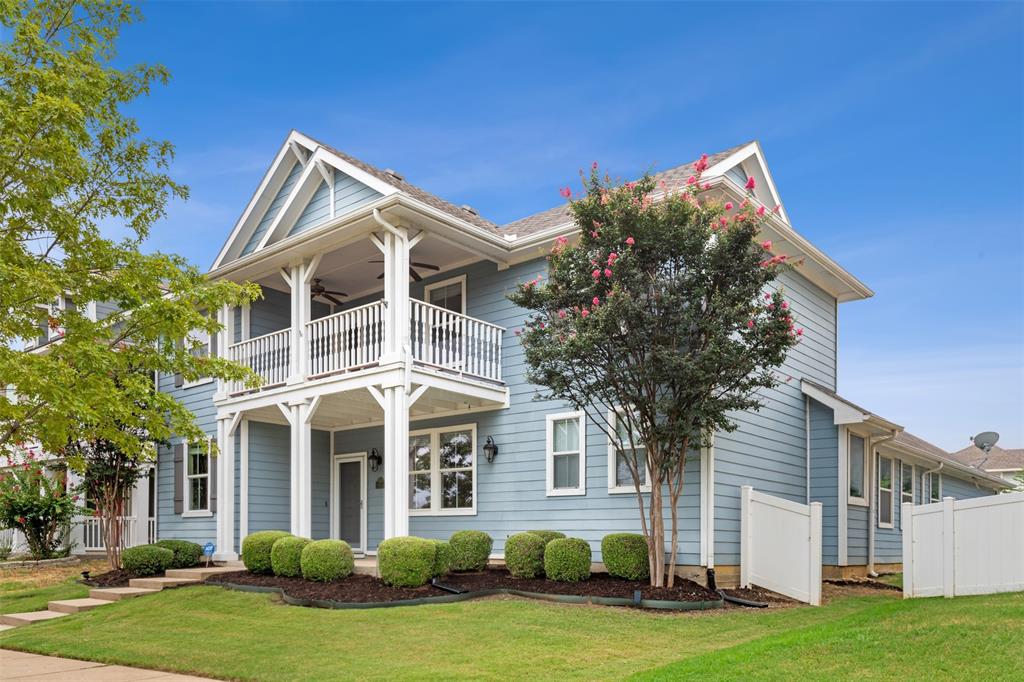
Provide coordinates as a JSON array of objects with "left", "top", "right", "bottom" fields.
[{"left": 331, "top": 453, "right": 367, "bottom": 554}]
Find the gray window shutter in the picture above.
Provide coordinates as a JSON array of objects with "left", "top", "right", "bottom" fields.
[
  {"left": 173, "top": 444, "right": 184, "bottom": 514},
  {"left": 209, "top": 438, "right": 217, "bottom": 513},
  {"left": 173, "top": 371, "right": 183, "bottom": 388}
]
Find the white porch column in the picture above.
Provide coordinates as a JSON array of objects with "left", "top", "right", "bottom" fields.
[
  {"left": 286, "top": 256, "right": 320, "bottom": 385},
  {"left": 131, "top": 468, "right": 150, "bottom": 547},
  {"left": 371, "top": 217, "right": 411, "bottom": 365},
  {"left": 281, "top": 399, "right": 313, "bottom": 537},
  {"left": 214, "top": 304, "right": 233, "bottom": 399},
  {"left": 214, "top": 415, "right": 238, "bottom": 561}
]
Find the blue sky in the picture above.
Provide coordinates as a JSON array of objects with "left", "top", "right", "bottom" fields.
[{"left": 113, "top": 1, "right": 1022, "bottom": 450}]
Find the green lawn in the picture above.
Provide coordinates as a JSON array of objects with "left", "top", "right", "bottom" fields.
[
  {"left": 1, "top": 585, "right": 1021, "bottom": 680},
  {"left": 0, "top": 560, "right": 105, "bottom": 615}
]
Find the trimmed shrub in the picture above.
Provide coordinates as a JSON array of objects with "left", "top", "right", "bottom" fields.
[
  {"left": 448, "top": 530, "right": 493, "bottom": 571},
  {"left": 154, "top": 539, "right": 203, "bottom": 569},
  {"left": 544, "top": 537, "right": 592, "bottom": 582},
  {"left": 300, "top": 539, "right": 354, "bottom": 582},
  {"left": 271, "top": 536, "right": 312, "bottom": 578},
  {"left": 378, "top": 536, "right": 436, "bottom": 587},
  {"left": 505, "top": 532, "right": 546, "bottom": 578},
  {"left": 430, "top": 539, "right": 453, "bottom": 578},
  {"left": 122, "top": 544, "right": 174, "bottom": 576},
  {"left": 601, "top": 533, "right": 649, "bottom": 581},
  {"left": 526, "top": 530, "right": 566, "bottom": 545},
  {"left": 241, "top": 530, "right": 291, "bottom": 574}
]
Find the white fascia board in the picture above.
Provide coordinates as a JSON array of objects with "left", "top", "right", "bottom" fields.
[
  {"left": 801, "top": 381, "right": 869, "bottom": 425},
  {"left": 704, "top": 141, "right": 789, "bottom": 224},
  {"left": 212, "top": 132, "right": 306, "bottom": 271},
  {"left": 883, "top": 441, "right": 1013, "bottom": 489},
  {"left": 289, "top": 131, "right": 400, "bottom": 198}
]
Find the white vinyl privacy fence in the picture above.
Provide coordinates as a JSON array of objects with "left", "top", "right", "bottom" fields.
[
  {"left": 740, "top": 486, "right": 822, "bottom": 605},
  {"left": 902, "top": 492, "right": 1024, "bottom": 598}
]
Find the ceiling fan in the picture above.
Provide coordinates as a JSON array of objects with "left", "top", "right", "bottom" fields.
[
  {"left": 369, "top": 259, "right": 441, "bottom": 282},
  {"left": 310, "top": 279, "right": 348, "bottom": 307}
]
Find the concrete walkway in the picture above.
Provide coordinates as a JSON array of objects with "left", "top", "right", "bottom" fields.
[{"left": 0, "top": 649, "right": 214, "bottom": 680}]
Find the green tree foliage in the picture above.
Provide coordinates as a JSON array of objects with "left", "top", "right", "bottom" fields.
[
  {"left": 509, "top": 161, "right": 801, "bottom": 585},
  {"left": 0, "top": 0, "right": 260, "bottom": 457},
  {"left": 0, "top": 448, "right": 77, "bottom": 559}
]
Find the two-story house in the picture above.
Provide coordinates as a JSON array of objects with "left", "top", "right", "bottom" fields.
[{"left": 151, "top": 130, "right": 1009, "bottom": 582}]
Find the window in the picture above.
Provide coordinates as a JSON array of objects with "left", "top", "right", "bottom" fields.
[
  {"left": 408, "top": 424, "right": 475, "bottom": 515},
  {"left": 877, "top": 454, "right": 894, "bottom": 528},
  {"left": 608, "top": 409, "right": 649, "bottom": 493},
  {"left": 182, "top": 316, "right": 215, "bottom": 388},
  {"left": 30, "top": 295, "right": 75, "bottom": 348},
  {"left": 546, "top": 412, "right": 585, "bottom": 496},
  {"left": 726, "top": 163, "right": 748, "bottom": 188},
  {"left": 900, "top": 462, "right": 914, "bottom": 528},
  {"left": 927, "top": 472, "right": 942, "bottom": 503},
  {"left": 848, "top": 433, "right": 867, "bottom": 504},
  {"left": 184, "top": 441, "right": 211, "bottom": 515},
  {"left": 424, "top": 275, "right": 466, "bottom": 315}
]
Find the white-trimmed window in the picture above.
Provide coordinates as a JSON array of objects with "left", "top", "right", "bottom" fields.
[
  {"left": 926, "top": 472, "right": 942, "bottom": 503},
  {"left": 182, "top": 322, "right": 214, "bottom": 388},
  {"left": 424, "top": 275, "right": 466, "bottom": 315},
  {"left": 184, "top": 440, "right": 211, "bottom": 516},
  {"left": 848, "top": 433, "right": 868, "bottom": 505},
  {"left": 900, "top": 462, "right": 914, "bottom": 528},
  {"left": 546, "top": 412, "right": 585, "bottom": 496},
  {"left": 408, "top": 424, "right": 476, "bottom": 515},
  {"left": 608, "top": 409, "right": 649, "bottom": 493},
  {"left": 877, "top": 454, "right": 894, "bottom": 528}
]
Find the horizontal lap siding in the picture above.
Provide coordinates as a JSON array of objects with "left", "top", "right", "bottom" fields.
[
  {"left": 288, "top": 172, "right": 382, "bottom": 239},
  {"left": 246, "top": 421, "right": 290, "bottom": 534},
  {"left": 809, "top": 398, "right": 839, "bottom": 564},
  {"left": 311, "top": 429, "right": 331, "bottom": 540},
  {"left": 241, "top": 161, "right": 301, "bottom": 256},
  {"left": 942, "top": 473, "right": 999, "bottom": 501},
  {"left": 712, "top": 268, "right": 838, "bottom": 565},
  {"left": 847, "top": 505, "right": 868, "bottom": 564}
]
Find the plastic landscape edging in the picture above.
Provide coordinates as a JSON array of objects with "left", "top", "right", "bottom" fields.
[{"left": 211, "top": 581, "right": 724, "bottom": 611}]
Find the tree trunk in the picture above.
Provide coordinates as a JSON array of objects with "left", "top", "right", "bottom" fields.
[{"left": 648, "top": 478, "right": 665, "bottom": 586}]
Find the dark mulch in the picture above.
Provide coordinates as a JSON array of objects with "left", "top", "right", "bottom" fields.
[
  {"left": 825, "top": 578, "right": 902, "bottom": 592},
  {"left": 207, "top": 567, "right": 719, "bottom": 604},
  {"left": 81, "top": 568, "right": 134, "bottom": 587},
  {"left": 722, "top": 586, "right": 795, "bottom": 604}
]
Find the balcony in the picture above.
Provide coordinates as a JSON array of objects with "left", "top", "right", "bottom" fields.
[{"left": 224, "top": 298, "right": 503, "bottom": 395}]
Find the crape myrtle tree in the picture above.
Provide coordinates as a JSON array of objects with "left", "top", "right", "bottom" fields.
[
  {"left": 0, "top": 0, "right": 261, "bottom": 460},
  {"left": 509, "top": 159, "right": 802, "bottom": 586}
]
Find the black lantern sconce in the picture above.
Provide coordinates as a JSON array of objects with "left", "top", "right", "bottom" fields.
[
  {"left": 483, "top": 436, "right": 498, "bottom": 463},
  {"left": 368, "top": 448, "right": 382, "bottom": 472}
]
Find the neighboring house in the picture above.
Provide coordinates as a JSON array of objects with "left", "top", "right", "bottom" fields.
[
  {"left": 145, "top": 130, "right": 1010, "bottom": 582},
  {"left": 950, "top": 444, "right": 1024, "bottom": 490}
]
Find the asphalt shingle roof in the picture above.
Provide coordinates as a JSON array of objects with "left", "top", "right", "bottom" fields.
[{"left": 950, "top": 444, "right": 1024, "bottom": 472}]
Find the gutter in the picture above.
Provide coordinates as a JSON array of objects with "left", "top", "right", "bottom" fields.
[{"left": 867, "top": 430, "right": 898, "bottom": 577}]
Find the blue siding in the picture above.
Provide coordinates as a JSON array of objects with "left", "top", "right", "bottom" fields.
[
  {"left": 808, "top": 398, "right": 839, "bottom": 564},
  {"left": 241, "top": 162, "right": 302, "bottom": 256},
  {"left": 941, "top": 473, "right": 998, "bottom": 500},
  {"left": 246, "top": 421, "right": 290, "bottom": 534},
  {"left": 286, "top": 171, "right": 382, "bottom": 239},
  {"left": 289, "top": 180, "right": 330, "bottom": 237}
]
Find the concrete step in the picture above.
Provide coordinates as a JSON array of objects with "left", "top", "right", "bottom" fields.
[
  {"left": 89, "top": 586, "right": 159, "bottom": 601},
  {"left": 47, "top": 597, "right": 113, "bottom": 614},
  {"left": 0, "top": 610, "right": 68, "bottom": 627},
  {"left": 165, "top": 565, "right": 241, "bottom": 580},
  {"left": 129, "top": 576, "right": 200, "bottom": 590},
  {"left": 0, "top": 624, "right": 16, "bottom": 631}
]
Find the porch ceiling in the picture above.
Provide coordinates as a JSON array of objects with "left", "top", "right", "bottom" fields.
[{"left": 238, "top": 383, "right": 505, "bottom": 432}]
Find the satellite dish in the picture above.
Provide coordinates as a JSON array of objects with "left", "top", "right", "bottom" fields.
[{"left": 972, "top": 431, "right": 999, "bottom": 453}]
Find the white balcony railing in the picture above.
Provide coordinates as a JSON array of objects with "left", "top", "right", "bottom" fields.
[
  {"left": 224, "top": 298, "right": 504, "bottom": 394},
  {"left": 226, "top": 327, "right": 291, "bottom": 394},
  {"left": 307, "top": 301, "right": 386, "bottom": 377},
  {"left": 409, "top": 300, "right": 503, "bottom": 383}
]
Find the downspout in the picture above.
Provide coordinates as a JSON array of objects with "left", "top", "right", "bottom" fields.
[
  {"left": 867, "top": 430, "right": 898, "bottom": 577},
  {"left": 805, "top": 396, "right": 811, "bottom": 504},
  {"left": 921, "top": 461, "right": 944, "bottom": 500}
]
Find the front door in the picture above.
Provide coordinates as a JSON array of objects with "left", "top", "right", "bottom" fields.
[{"left": 331, "top": 454, "right": 366, "bottom": 554}]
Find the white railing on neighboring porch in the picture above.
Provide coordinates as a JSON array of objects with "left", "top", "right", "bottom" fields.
[
  {"left": 409, "top": 300, "right": 504, "bottom": 383},
  {"left": 307, "top": 301, "right": 386, "bottom": 377},
  {"left": 226, "top": 327, "right": 291, "bottom": 393},
  {"left": 79, "top": 515, "right": 137, "bottom": 552}
]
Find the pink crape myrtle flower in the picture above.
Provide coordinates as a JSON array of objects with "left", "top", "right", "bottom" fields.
[
  {"left": 781, "top": 301, "right": 789, "bottom": 310},
  {"left": 694, "top": 153, "right": 709, "bottom": 173},
  {"left": 724, "top": 202, "right": 734, "bottom": 211},
  {"left": 592, "top": 269, "right": 601, "bottom": 279},
  {"left": 761, "top": 240, "right": 772, "bottom": 251},
  {"left": 581, "top": 309, "right": 590, "bottom": 318},
  {"left": 560, "top": 187, "right": 572, "bottom": 198},
  {"left": 604, "top": 268, "right": 613, "bottom": 278},
  {"left": 686, "top": 175, "right": 697, "bottom": 186},
  {"left": 625, "top": 236, "right": 635, "bottom": 246},
  {"left": 745, "top": 176, "right": 756, "bottom": 190},
  {"left": 757, "top": 205, "right": 766, "bottom": 216},
  {"left": 747, "top": 320, "right": 754, "bottom": 329},
  {"left": 592, "top": 296, "right": 600, "bottom": 306},
  {"left": 558, "top": 309, "right": 567, "bottom": 319}
]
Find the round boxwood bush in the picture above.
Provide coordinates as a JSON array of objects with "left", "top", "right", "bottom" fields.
[
  {"left": 122, "top": 544, "right": 174, "bottom": 576},
  {"left": 430, "top": 539, "right": 453, "bottom": 578},
  {"left": 527, "top": 530, "right": 566, "bottom": 545},
  {"left": 544, "top": 537, "right": 592, "bottom": 582},
  {"left": 271, "top": 536, "right": 312, "bottom": 578},
  {"left": 448, "top": 530, "right": 493, "bottom": 571},
  {"left": 505, "top": 532, "right": 547, "bottom": 578},
  {"left": 601, "top": 533, "right": 649, "bottom": 581},
  {"left": 154, "top": 539, "right": 203, "bottom": 569},
  {"left": 377, "top": 536, "right": 436, "bottom": 587},
  {"left": 300, "top": 539, "right": 354, "bottom": 582},
  {"left": 241, "top": 530, "right": 291, "bottom": 574}
]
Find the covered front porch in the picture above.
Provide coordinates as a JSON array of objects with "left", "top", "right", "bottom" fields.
[{"left": 211, "top": 371, "right": 506, "bottom": 560}]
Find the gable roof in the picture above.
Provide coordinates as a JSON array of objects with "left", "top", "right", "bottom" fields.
[{"left": 950, "top": 444, "right": 1024, "bottom": 472}]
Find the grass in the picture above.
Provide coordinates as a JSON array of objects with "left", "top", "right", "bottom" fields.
[
  {"left": 876, "top": 572, "right": 903, "bottom": 588},
  {"left": 0, "top": 584, "right": 1021, "bottom": 680},
  {"left": 0, "top": 560, "right": 106, "bottom": 615}
]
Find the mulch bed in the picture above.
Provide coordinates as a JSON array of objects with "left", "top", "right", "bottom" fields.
[
  {"left": 825, "top": 578, "right": 902, "bottom": 592},
  {"left": 207, "top": 568, "right": 720, "bottom": 605},
  {"left": 81, "top": 568, "right": 136, "bottom": 587},
  {"left": 722, "top": 586, "right": 795, "bottom": 604}
]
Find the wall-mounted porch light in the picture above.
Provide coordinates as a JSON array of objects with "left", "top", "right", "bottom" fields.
[
  {"left": 483, "top": 437, "right": 498, "bottom": 463},
  {"left": 368, "top": 448, "right": 382, "bottom": 472}
]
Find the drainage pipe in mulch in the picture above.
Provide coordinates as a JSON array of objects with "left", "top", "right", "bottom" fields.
[{"left": 707, "top": 568, "right": 768, "bottom": 608}]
